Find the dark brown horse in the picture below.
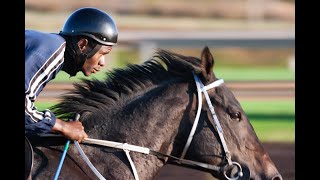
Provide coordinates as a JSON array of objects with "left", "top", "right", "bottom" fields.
[{"left": 27, "top": 47, "right": 282, "bottom": 180}]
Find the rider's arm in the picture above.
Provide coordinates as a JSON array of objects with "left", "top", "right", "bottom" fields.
[{"left": 25, "top": 30, "right": 66, "bottom": 135}]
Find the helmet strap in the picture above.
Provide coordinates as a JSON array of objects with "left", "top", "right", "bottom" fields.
[
  {"left": 71, "top": 36, "right": 102, "bottom": 66},
  {"left": 86, "top": 43, "right": 102, "bottom": 58}
]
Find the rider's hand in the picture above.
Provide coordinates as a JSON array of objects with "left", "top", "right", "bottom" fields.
[{"left": 52, "top": 118, "right": 88, "bottom": 142}]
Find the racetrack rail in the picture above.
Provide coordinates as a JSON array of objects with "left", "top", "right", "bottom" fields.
[{"left": 37, "top": 81, "right": 295, "bottom": 102}]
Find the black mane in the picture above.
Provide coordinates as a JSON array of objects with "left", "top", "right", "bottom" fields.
[{"left": 52, "top": 49, "right": 202, "bottom": 120}]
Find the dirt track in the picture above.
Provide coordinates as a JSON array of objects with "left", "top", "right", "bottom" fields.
[{"left": 155, "top": 142, "right": 295, "bottom": 180}]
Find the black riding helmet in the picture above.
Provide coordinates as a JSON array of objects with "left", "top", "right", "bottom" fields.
[
  {"left": 59, "top": 7, "right": 118, "bottom": 76},
  {"left": 60, "top": 7, "right": 118, "bottom": 46}
]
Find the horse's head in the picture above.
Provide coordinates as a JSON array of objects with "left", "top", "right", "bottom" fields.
[{"left": 163, "top": 47, "right": 282, "bottom": 180}]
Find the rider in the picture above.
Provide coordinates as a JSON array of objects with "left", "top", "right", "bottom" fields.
[{"left": 25, "top": 7, "right": 118, "bottom": 142}]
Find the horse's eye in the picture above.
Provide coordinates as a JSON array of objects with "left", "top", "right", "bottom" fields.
[{"left": 229, "top": 112, "right": 241, "bottom": 121}]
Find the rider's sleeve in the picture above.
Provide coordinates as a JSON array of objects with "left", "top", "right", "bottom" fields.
[
  {"left": 25, "top": 108, "right": 57, "bottom": 135},
  {"left": 25, "top": 42, "right": 65, "bottom": 135}
]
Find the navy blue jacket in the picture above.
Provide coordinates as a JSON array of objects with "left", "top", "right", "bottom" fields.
[{"left": 25, "top": 30, "right": 66, "bottom": 135}]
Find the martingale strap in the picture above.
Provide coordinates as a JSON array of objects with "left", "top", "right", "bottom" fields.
[{"left": 74, "top": 141, "right": 106, "bottom": 180}]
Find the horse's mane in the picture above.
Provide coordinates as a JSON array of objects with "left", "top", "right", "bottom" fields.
[{"left": 52, "top": 49, "right": 203, "bottom": 120}]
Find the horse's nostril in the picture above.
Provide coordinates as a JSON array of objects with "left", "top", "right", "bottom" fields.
[{"left": 271, "top": 174, "right": 283, "bottom": 180}]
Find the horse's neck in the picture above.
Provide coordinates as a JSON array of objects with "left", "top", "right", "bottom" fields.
[
  {"left": 79, "top": 82, "right": 191, "bottom": 179},
  {"left": 122, "top": 83, "right": 188, "bottom": 144}
]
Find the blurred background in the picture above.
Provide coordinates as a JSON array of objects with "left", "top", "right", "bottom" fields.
[{"left": 25, "top": 0, "right": 295, "bottom": 179}]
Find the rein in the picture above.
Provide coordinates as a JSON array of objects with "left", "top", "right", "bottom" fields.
[{"left": 57, "top": 73, "right": 243, "bottom": 180}]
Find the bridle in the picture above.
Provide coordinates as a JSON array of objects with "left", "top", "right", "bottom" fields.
[
  {"left": 184, "top": 72, "right": 243, "bottom": 179},
  {"left": 68, "top": 72, "right": 244, "bottom": 180},
  {"left": 73, "top": 72, "right": 244, "bottom": 180}
]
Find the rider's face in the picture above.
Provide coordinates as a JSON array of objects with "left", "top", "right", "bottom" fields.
[{"left": 81, "top": 45, "right": 112, "bottom": 76}]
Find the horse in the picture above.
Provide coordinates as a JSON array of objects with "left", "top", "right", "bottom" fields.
[{"left": 26, "top": 46, "right": 283, "bottom": 180}]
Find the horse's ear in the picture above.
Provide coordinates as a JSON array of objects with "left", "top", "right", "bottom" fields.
[{"left": 200, "top": 46, "right": 214, "bottom": 82}]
